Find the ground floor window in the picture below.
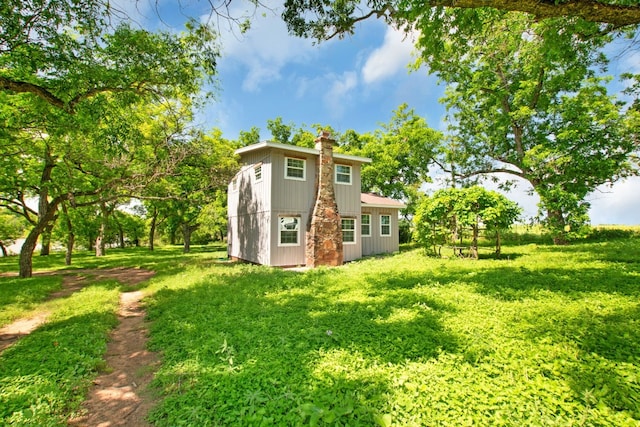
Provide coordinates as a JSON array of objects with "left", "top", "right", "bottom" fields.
[
  {"left": 342, "top": 218, "right": 356, "bottom": 244},
  {"left": 361, "top": 214, "right": 371, "bottom": 237},
  {"left": 380, "top": 215, "right": 391, "bottom": 237},
  {"left": 279, "top": 216, "right": 300, "bottom": 245}
]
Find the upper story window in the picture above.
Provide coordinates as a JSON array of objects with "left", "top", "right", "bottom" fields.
[
  {"left": 254, "top": 164, "right": 262, "bottom": 182},
  {"left": 231, "top": 177, "right": 238, "bottom": 192},
  {"left": 279, "top": 216, "right": 300, "bottom": 246},
  {"left": 285, "top": 157, "right": 306, "bottom": 181},
  {"left": 380, "top": 215, "right": 391, "bottom": 237},
  {"left": 342, "top": 218, "right": 356, "bottom": 244},
  {"left": 361, "top": 214, "right": 371, "bottom": 237},
  {"left": 335, "top": 164, "right": 352, "bottom": 185}
]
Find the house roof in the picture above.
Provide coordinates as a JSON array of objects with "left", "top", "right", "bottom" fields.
[
  {"left": 361, "top": 193, "right": 407, "bottom": 209},
  {"left": 235, "top": 140, "right": 372, "bottom": 164}
]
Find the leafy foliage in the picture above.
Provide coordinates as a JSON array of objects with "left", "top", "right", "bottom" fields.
[
  {"left": 414, "top": 186, "right": 521, "bottom": 254},
  {"left": 340, "top": 104, "right": 442, "bottom": 205},
  {"left": 417, "top": 12, "right": 638, "bottom": 242},
  {"left": 144, "top": 237, "right": 639, "bottom": 426},
  {"left": 1, "top": 235, "right": 639, "bottom": 425}
]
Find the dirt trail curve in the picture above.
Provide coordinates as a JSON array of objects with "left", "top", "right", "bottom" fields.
[{"left": 0, "top": 267, "right": 159, "bottom": 426}]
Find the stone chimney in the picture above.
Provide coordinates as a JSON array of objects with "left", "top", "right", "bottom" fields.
[{"left": 306, "top": 131, "right": 343, "bottom": 267}]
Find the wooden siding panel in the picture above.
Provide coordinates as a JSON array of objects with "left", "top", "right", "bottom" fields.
[
  {"left": 270, "top": 212, "right": 307, "bottom": 266},
  {"left": 228, "top": 150, "right": 272, "bottom": 264},
  {"left": 361, "top": 208, "right": 400, "bottom": 256}
]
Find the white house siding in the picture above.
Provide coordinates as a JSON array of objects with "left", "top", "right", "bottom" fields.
[
  {"left": 361, "top": 207, "right": 400, "bottom": 257},
  {"left": 269, "top": 149, "right": 317, "bottom": 266},
  {"left": 227, "top": 150, "right": 272, "bottom": 264},
  {"left": 335, "top": 162, "right": 362, "bottom": 262}
]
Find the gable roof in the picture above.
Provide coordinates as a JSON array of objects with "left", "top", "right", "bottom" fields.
[
  {"left": 361, "top": 193, "right": 406, "bottom": 209},
  {"left": 235, "top": 141, "right": 372, "bottom": 164}
]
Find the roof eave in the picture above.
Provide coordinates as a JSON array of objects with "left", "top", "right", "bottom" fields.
[
  {"left": 361, "top": 203, "right": 407, "bottom": 209},
  {"left": 235, "top": 140, "right": 371, "bottom": 163}
]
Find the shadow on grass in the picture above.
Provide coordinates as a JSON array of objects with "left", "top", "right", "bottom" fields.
[
  {"left": 467, "top": 264, "right": 640, "bottom": 300},
  {"left": 517, "top": 301, "right": 640, "bottom": 417},
  {"left": 0, "top": 281, "right": 121, "bottom": 424},
  {"left": 145, "top": 266, "right": 459, "bottom": 426}
]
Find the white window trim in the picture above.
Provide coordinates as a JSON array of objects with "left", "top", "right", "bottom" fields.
[
  {"left": 361, "top": 214, "right": 371, "bottom": 237},
  {"left": 284, "top": 157, "right": 306, "bottom": 181},
  {"left": 278, "top": 216, "right": 301, "bottom": 247},
  {"left": 342, "top": 218, "right": 357, "bottom": 245},
  {"left": 335, "top": 164, "right": 352, "bottom": 185},
  {"left": 380, "top": 214, "right": 391, "bottom": 237},
  {"left": 253, "top": 164, "right": 263, "bottom": 183}
]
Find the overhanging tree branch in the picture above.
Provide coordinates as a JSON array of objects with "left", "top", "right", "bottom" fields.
[{"left": 0, "top": 76, "right": 152, "bottom": 113}]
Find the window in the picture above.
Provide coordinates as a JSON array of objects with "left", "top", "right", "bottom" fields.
[
  {"left": 361, "top": 214, "right": 371, "bottom": 237},
  {"left": 380, "top": 215, "right": 391, "bottom": 237},
  {"left": 335, "top": 164, "right": 352, "bottom": 185},
  {"left": 231, "top": 177, "right": 238, "bottom": 192},
  {"left": 285, "top": 157, "right": 305, "bottom": 180},
  {"left": 342, "top": 218, "right": 356, "bottom": 244},
  {"left": 254, "top": 164, "right": 262, "bottom": 182},
  {"left": 279, "top": 216, "right": 300, "bottom": 246}
]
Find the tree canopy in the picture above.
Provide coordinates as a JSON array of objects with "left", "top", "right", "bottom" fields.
[
  {"left": 282, "top": 0, "right": 640, "bottom": 42},
  {"left": 424, "top": 11, "right": 638, "bottom": 242}
]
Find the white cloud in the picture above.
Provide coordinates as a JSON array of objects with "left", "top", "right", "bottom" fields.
[
  {"left": 588, "top": 177, "right": 640, "bottom": 225},
  {"left": 324, "top": 71, "right": 358, "bottom": 118},
  {"left": 361, "top": 26, "right": 417, "bottom": 85},
  {"left": 218, "top": 8, "right": 318, "bottom": 92}
]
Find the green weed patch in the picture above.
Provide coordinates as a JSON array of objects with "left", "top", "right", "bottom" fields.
[
  {"left": 0, "top": 283, "right": 120, "bottom": 425},
  {"left": 146, "top": 243, "right": 640, "bottom": 426}
]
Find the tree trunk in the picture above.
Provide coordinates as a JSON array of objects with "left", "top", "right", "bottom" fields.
[
  {"left": 66, "top": 233, "right": 75, "bottom": 265},
  {"left": 0, "top": 243, "right": 7, "bottom": 257},
  {"left": 19, "top": 217, "right": 52, "bottom": 278},
  {"left": 19, "top": 145, "right": 61, "bottom": 278},
  {"left": 149, "top": 209, "right": 157, "bottom": 251},
  {"left": 40, "top": 224, "right": 53, "bottom": 256},
  {"left": 183, "top": 223, "right": 192, "bottom": 253},
  {"left": 95, "top": 231, "right": 104, "bottom": 257},
  {"left": 95, "top": 201, "right": 109, "bottom": 257},
  {"left": 471, "top": 221, "right": 479, "bottom": 259},
  {"left": 495, "top": 230, "right": 501, "bottom": 256},
  {"left": 548, "top": 209, "right": 569, "bottom": 245},
  {"left": 118, "top": 223, "right": 125, "bottom": 249},
  {"left": 62, "top": 203, "right": 75, "bottom": 265}
]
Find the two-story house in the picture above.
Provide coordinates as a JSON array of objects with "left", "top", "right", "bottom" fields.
[{"left": 227, "top": 132, "right": 405, "bottom": 267}]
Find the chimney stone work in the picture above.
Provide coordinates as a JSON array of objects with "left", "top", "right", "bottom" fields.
[{"left": 306, "top": 131, "right": 343, "bottom": 267}]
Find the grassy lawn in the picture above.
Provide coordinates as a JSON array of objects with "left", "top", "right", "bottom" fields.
[{"left": 1, "top": 238, "right": 639, "bottom": 425}]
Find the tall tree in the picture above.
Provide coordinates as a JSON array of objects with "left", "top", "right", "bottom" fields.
[
  {"left": 340, "top": 104, "right": 442, "bottom": 206},
  {"left": 0, "top": 1, "right": 218, "bottom": 277},
  {"left": 422, "top": 12, "right": 637, "bottom": 243},
  {"left": 142, "top": 129, "right": 238, "bottom": 253}
]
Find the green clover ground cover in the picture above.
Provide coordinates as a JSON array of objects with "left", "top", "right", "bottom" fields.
[
  {"left": 0, "top": 281, "right": 121, "bottom": 425},
  {"left": 0, "top": 240, "right": 638, "bottom": 425},
  {"left": 0, "top": 245, "right": 226, "bottom": 426},
  {"left": 145, "top": 241, "right": 640, "bottom": 426}
]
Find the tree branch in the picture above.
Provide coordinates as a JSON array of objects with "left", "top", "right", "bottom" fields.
[
  {"left": 0, "top": 76, "right": 152, "bottom": 113},
  {"left": 0, "top": 76, "right": 66, "bottom": 110},
  {"left": 430, "top": 0, "right": 640, "bottom": 27}
]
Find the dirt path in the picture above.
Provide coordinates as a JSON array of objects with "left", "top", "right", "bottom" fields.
[
  {"left": 68, "top": 289, "right": 159, "bottom": 427},
  {"left": 0, "top": 267, "right": 160, "bottom": 426}
]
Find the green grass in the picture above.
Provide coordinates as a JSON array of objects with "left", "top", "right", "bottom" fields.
[
  {"left": 1, "top": 240, "right": 639, "bottom": 425},
  {"left": 145, "top": 242, "right": 640, "bottom": 426}
]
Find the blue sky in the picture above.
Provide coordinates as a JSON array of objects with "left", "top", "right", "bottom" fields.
[{"left": 126, "top": 0, "right": 639, "bottom": 225}]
